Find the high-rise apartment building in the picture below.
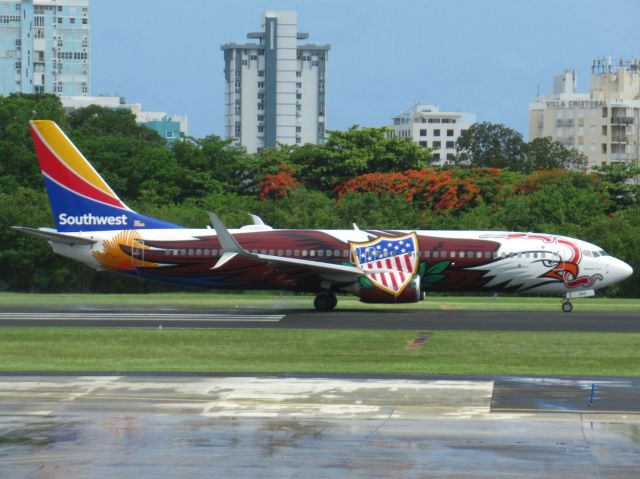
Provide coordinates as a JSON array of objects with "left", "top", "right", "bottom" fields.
[
  {"left": 529, "top": 58, "right": 640, "bottom": 167},
  {"left": 221, "top": 11, "right": 329, "bottom": 153},
  {"left": 0, "top": 0, "right": 89, "bottom": 96},
  {"left": 388, "top": 104, "right": 476, "bottom": 165}
]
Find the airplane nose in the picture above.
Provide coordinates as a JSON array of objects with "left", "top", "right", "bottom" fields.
[{"left": 609, "top": 258, "right": 634, "bottom": 283}]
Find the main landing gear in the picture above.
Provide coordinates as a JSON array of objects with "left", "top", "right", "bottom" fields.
[{"left": 314, "top": 292, "right": 337, "bottom": 312}]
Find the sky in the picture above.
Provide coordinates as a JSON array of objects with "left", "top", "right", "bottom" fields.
[{"left": 91, "top": 0, "right": 640, "bottom": 139}]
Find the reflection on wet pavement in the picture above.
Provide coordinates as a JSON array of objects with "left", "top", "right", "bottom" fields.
[{"left": 0, "top": 375, "right": 638, "bottom": 478}]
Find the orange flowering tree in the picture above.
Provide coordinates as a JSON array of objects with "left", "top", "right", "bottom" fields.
[
  {"left": 336, "top": 168, "right": 517, "bottom": 213},
  {"left": 258, "top": 165, "right": 299, "bottom": 201}
]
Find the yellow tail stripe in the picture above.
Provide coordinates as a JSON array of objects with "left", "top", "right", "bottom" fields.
[{"left": 31, "top": 120, "right": 118, "bottom": 198}]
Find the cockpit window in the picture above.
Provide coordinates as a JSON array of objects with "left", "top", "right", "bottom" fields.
[
  {"left": 599, "top": 250, "right": 609, "bottom": 257},
  {"left": 583, "top": 250, "right": 592, "bottom": 257}
]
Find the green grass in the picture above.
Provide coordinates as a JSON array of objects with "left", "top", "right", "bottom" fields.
[
  {"left": 0, "top": 328, "right": 638, "bottom": 376},
  {"left": 0, "top": 292, "right": 638, "bottom": 312}
]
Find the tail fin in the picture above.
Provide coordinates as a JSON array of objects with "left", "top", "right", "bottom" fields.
[{"left": 29, "top": 120, "right": 181, "bottom": 232}]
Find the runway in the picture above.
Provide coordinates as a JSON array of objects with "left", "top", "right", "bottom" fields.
[
  {"left": 0, "top": 307, "right": 638, "bottom": 331},
  {"left": 0, "top": 374, "right": 638, "bottom": 478}
]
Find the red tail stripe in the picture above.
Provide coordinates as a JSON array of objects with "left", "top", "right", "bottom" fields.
[{"left": 31, "top": 127, "right": 126, "bottom": 209}]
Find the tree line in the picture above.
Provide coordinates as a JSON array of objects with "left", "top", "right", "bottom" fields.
[{"left": 1, "top": 94, "right": 638, "bottom": 296}]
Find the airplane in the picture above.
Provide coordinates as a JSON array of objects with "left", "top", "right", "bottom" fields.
[{"left": 12, "top": 120, "right": 634, "bottom": 313}]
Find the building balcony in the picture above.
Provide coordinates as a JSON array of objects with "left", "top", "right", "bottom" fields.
[
  {"left": 556, "top": 119, "right": 574, "bottom": 127},
  {"left": 611, "top": 152, "right": 637, "bottom": 162},
  {"left": 611, "top": 116, "right": 634, "bottom": 125},
  {"left": 611, "top": 134, "right": 633, "bottom": 143}
]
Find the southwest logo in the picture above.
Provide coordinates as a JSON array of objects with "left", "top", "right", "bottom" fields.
[{"left": 58, "top": 213, "right": 128, "bottom": 226}]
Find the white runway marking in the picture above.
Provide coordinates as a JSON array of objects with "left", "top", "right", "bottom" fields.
[{"left": 0, "top": 312, "right": 284, "bottom": 322}]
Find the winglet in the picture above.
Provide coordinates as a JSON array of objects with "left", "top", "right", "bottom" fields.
[
  {"left": 208, "top": 212, "right": 257, "bottom": 269},
  {"left": 249, "top": 214, "right": 265, "bottom": 226}
]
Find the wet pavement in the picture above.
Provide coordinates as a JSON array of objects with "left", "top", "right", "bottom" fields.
[{"left": 0, "top": 375, "right": 639, "bottom": 478}]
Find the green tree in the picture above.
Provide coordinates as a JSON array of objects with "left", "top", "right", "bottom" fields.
[
  {"left": 592, "top": 162, "right": 640, "bottom": 212},
  {"left": 525, "top": 137, "right": 588, "bottom": 173},
  {"left": 289, "top": 126, "right": 432, "bottom": 191},
  {"left": 257, "top": 188, "right": 338, "bottom": 228},
  {"left": 453, "top": 122, "right": 527, "bottom": 170},
  {"left": 0, "top": 94, "right": 67, "bottom": 190},
  {"left": 67, "top": 107, "right": 183, "bottom": 204},
  {"left": 493, "top": 174, "right": 608, "bottom": 235},
  {"left": 335, "top": 193, "right": 424, "bottom": 229}
]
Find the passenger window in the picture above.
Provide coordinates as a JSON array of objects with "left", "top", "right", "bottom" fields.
[
  {"left": 476, "top": 251, "right": 482, "bottom": 259},
  {"left": 286, "top": 249, "right": 292, "bottom": 256},
  {"left": 433, "top": 251, "right": 439, "bottom": 259},
  {"left": 294, "top": 250, "right": 300, "bottom": 257},
  {"left": 212, "top": 249, "right": 218, "bottom": 256},
  {"left": 310, "top": 250, "right": 316, "bottom": 257},
  {"left": 424, "top": 251, "right": 431, "bottom": 258},
  {"left": 484, "top": 251, "right": 491, "bottom": 259},
  {"left": 277, "top": 249, "right": 283, "bottom": 256},
  {"left": 326, "top": 250, "right": 332, "bottom": 257},
  {"left": 317, "top": 250, "right": 323, "bottom": 257},
  {"left": 196, "top": 249, "right": 202, "bottom": 256},
  {"left": 269, "top": 249, "right": 275, "bottom": 255},
  {"left": 188, "top": 249, "right": 194, "bottom": 256},
  {"left": 451, "top": 251, "right": 457, "bottom": 258},
  {"left": 261, "top": 249, "right": 267, "bottom": 255},
  {"left": 334, "top": 250, "right": 341, "bottom": 257},
  {"left": 302, "top": 250, "right": 308, "bottom": 257}
]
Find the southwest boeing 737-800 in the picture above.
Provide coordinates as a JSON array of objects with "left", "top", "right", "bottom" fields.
[{"left": 13, "top": 120, "right": 633, "bottom": 312}]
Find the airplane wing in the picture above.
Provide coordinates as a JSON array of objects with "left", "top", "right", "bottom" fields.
[
  {"left": 208, "top": 213, "right": 372, "bottom": 284},
  {"left": 11, "top": 226, "right": 97, "bottom": 246}
]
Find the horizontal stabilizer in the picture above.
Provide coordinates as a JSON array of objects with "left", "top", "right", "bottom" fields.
[{"left": 12, "top": 226, "right": 97, "bottom": 246}]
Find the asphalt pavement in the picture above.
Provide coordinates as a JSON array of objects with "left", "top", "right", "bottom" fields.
[{"left": 0, "top": 308, "right": 638, "bottom": 331}]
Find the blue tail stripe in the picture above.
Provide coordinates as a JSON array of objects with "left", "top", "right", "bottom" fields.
[{"left": 45, "top": 177, "right": 182, "bottom": 232}]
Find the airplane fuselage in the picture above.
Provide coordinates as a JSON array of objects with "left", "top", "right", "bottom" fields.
[{"left": 50, "top": 226, "right": 630, "bottom": 297}]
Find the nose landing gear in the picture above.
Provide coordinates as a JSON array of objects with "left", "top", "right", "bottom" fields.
[
  {"left": 561, "top": 300, "right": 573, "bottom": 313},
  {"left": 314, "top": 292, "right": 337, "bottom": 311}
]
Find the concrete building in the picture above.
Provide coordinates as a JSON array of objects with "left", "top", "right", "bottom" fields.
[
  {"left": 221, "top": 11, "right": 329, "bottom": 153},
  {"left": 0, "top": 0, "right": 89, "bottom": 96},
  {"left": 60, "top": 95, "right": 188, "bottom": 141},
  {"left": 387, "top": 104, "right": 476, "bottom": 165},
  {"left": 529, "top": 58, "right": 640, "bottom": 167}
]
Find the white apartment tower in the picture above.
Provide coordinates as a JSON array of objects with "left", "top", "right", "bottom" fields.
[
  {"left": 0, "top": 0, "right": 90, "bottom": 96},
  {"left": 221, "top": 11, "right": 329, "bottom": 153},
  {"left": 388, "top": 104, "right": 476, "bottom": 165},
  {"left": 529, "top": 58, "right": 640, "bottom": 167}
]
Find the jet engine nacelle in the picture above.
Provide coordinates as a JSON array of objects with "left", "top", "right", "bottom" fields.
[{"left": 357, "top": 275, "right": 424, "bottom": 304}]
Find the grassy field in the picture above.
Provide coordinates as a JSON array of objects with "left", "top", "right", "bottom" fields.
[
  {"left": 0, "top": 292, "right": 637, "bottom": 376},
  {"left": 0, "top": 327, "right": 637, "bottom": 376},
  {"left": 0, "top": 291, "right": 638, "bottom": 312}
]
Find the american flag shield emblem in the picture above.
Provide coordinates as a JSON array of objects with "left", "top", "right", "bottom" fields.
[{"left": 351, "top": 233, "right": 420, "bottom": 296}]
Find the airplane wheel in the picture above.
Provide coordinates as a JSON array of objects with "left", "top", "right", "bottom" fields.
[
  {"left": 562, "top": 301, "right": 573, "bottom": 313},
  {"left": 314, "top": 293, "right": 337, "bottom": 312}
]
